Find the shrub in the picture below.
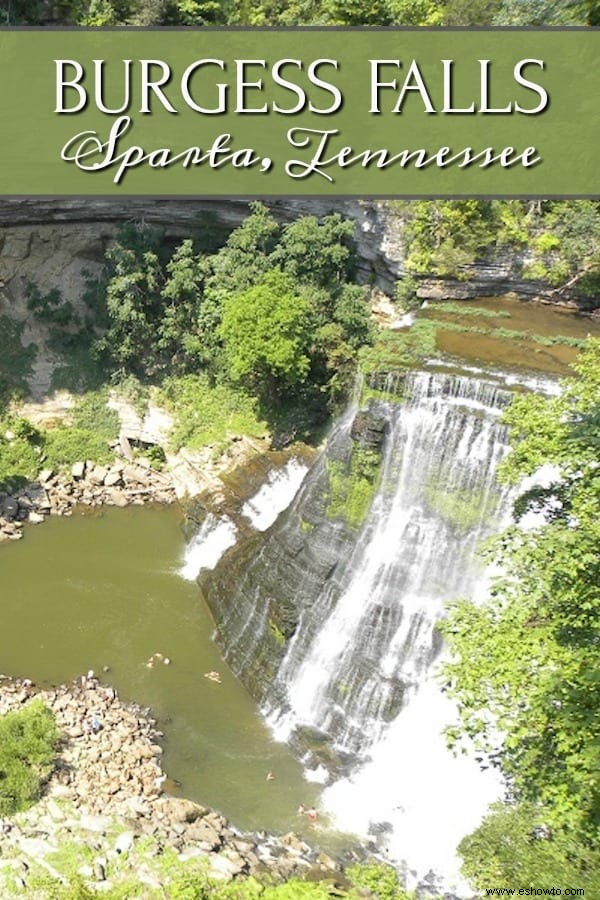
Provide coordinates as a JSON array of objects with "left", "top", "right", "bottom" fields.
[
  {"left": 0, "top": 416, "right": 43, "bottom": 491},
  {"left": 159, "top": 374, "right": 268, "bottom": 451},
  {"left": 0, "top": 700, "right": 59, "bottom": 815}
]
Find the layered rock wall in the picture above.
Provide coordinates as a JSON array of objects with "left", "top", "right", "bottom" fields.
[{"left": 0, "top": 198, "right": 565, "bottom": 310}]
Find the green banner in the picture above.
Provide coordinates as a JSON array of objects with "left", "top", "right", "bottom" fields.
[{"left": 0, "top": 28, "right": 597, "bottom": 196}]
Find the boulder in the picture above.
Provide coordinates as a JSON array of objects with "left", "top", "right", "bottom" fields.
[
  {"left": 155, "top": 797, "right": 207, "bottom": 825},
  {"left": 79, "top": 814, "right": 111, "bottom": 834},
  {"left": 184, "top": 819, "right": 222, "bottom": 850},
  {"left": 2, "top": 497, "right": 19, "bottom": 519},
  {"left": 89, "top": 466, "right": 108, "bottom": 486},
  {"left": 71, "top": 462, "right": 86, "bottom": 480},
  {"left": 122, "top": 466, "right": 141, "bottom": 485},
  {"left": 115, "top": 831, "right": 135, "bottom": 854},
  {"left": 350, "top": 408, "right": 388, "bottom": 449},
  {"left": 208, "top": 854, "right": 243, "bottom": 881},
  {"left": 107, "top": 489, "right": 128, "bottom": 508}
]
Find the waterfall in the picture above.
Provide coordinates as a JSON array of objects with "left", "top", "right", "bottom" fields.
[
  {"left": 242, "top": 458, "right": 309, "bottom": 532},
  {"left": 266, "top": 372, "right": 514, "bottom": 756},
  {"left": 179, "top": 514, "right": 238, "bottom": 580},
  {"left": 197, "top": 367, "right": 559, "bottom": 888},
  {"left": 180, "top": 458, "right": 309, "bottom": 582}
]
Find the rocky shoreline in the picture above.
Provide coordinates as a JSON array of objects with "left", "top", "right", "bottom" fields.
[
  {"left": 0, "top": 458, "right": 177, "bottom": 544},
  {"left": 0, "top": 674, "right": 354, "bottom": 896}
]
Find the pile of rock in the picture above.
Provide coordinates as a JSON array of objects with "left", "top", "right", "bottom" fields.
[
  {"left": 0, "top": 675, "right": 348, "bottom": 895},
  {"left": 0, "top": 459, "right": 177, "bottom": 542}
]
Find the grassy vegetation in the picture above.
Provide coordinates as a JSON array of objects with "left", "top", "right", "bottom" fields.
[
  {"left": 159, "top": 374, "right": 268, "bottom": 453},
  {"left": 0, "top": 415, "right": 44, "bottom": 492},
  {"left": 358, "top": 308, "right": 589, "bottom": 394},
  {"left": 0, "top": 701, "right": 58, "bottom": 816},
  {"left": 426, "top": 302, "right": 512, "bottom": 318},
  {"left": 327, "top": 446, "right": 381, "bottom": 529},
  {"left": 44, "top": 389, "right": 120, "bottom": 469},
  {"left": 4, "top": 833, "right": 412, "bottom": 900},
  {"left": 359, "top": 320, "right": 438, "bottom": 379},
  {"left": 427, "top": 317, "right": 588, "bottom": 349},
  {"left": 0, "top": 391, "right": 119, "bottom": 490},
  {"left": 268, "top": 620, "right": 287, "bottom": 647}
]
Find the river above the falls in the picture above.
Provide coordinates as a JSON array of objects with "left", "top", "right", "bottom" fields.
[{"left": 0, "top": 504, "right": 323, "bottom": 837}]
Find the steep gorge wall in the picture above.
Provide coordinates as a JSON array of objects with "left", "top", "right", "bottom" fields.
[{"left": 0, "top": 198, "right": 558, "bottom": 313}]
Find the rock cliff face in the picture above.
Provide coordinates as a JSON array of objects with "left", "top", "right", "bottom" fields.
[
  {"left": 198, "top": 370, "right": 516, "bottom": 772},
  {"left": 0, "top": 198, "right": 566, "bottom": 310},
  {"left": 198, "top": 408, "right": 359, "bottom": 708}
]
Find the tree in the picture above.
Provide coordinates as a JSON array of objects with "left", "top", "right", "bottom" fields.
[
  {"left": 159, "top": 239, "right": 206, "bottom": 371},
  {"left": 458, "top": 802, "right": 600, "bottom": 892},
  {"left": 220, "top": 268, "right": 314, "bottom": 402},
  {"left": 492, "top": 0, "right": 591, "bottom": 25},
  {"left": 270, "top": 214, "right": 356, "bottom": 290},
  {"left": 525, "top": 201, "right": 600, "bottom": 306},
  {"left": 91, "top": 223, "right": 205, "bottom": 378},
  {"left": 404, "top": 201, "right": 499, "bottom": 278},
  {"left": 442, "top": 340, "right": 600, "bottom": 846}
]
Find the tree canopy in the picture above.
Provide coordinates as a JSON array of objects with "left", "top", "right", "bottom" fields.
[
  {"left": 8, "top": 0, "right": 598, "bottom": 25},
  {"left": 220, "top": 269, "right": 315, "bottom": 400}
]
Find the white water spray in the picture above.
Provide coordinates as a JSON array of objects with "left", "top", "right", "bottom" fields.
[
  {"left": 179, "top": 515, "right": 238, "bottom": 581},
  {"left": 242, "top": 458, "right": 309, "bottom": 532}
]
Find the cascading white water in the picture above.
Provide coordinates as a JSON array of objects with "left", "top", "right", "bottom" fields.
[
  {"left": 268, "top": 373, "right": 513, "bottom": 754},
  {"left": 322, "top": 674, "right": 504, "bottom": 893},
  {"left": 179, "top": 514, "right": 238, "bottom": 580},
  {"left": 259, "top": 371, "right": 526, "bottom": 889},
  {"left": 180, "top": 458, "right": 309, "bottom": 581},
  {"left": 242, "top": 458, "right": 309, "bottom": 531}
]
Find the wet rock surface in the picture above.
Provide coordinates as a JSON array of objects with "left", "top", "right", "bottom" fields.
[{"left": 198, "top": 411, "right": 373, "bottom": 740}]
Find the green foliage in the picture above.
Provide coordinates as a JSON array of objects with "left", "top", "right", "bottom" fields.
[
  {"left": 26, "top": 283, "right": 76, "bottom": 327},
  {"left": 425, "top": 302, "right": 511, "bottom": 319},
  {"left": 268, "top": 620, "right": 286, "bottom": 647},
  {"left": 360, "top": 319, "right": 438, "bottom": 377},
  {"left": 493, "top": 0, "right": 591, "bottom": 25},
  {"left": 346, "top": 862, "right": 412, "bottom": 899},
  {"left": 404, "top": 201, "right": 500, "bottom": 278},
  {"left": 0, "top": 415, "right": 43, "bottom": 491},
  {"left": 327, "top": 445, "right": 381, "bottom": 529},
  {"left": 221, "top": 268, "right": 315, "bottom": 401},
  {"left": 459, "top": 801, "right": 600, "bottom": 892},
  {"left": 523, "top": 201, "right": 600, "bottom": 303},
  {"left": 442, "top": 340, "right": 600, "bottom": 851},
  {"left": 94, "top": 225, "right": 168, "bottom": 375},
  {"left": 43, "top": 389, "right": 119, "bottom": 469},
  {"left": 270, "top": 214, "right": 356, "bottom": 289},
  {"left": 0, "top": 700, "right": 58, "bottom": 816},
  {"left": 66, "top": 204, "right": 369, "bottom": 428},
  {"left": 11, "top": 0, "right": 597, "bottom": 28},
  {"left": 0, "top": 315, "right": 37, "bottom": 405},
  {"left": 394, "top": 274, "right": 420, "bottom": 311},
  {"left": 158, "top": 374, "right": 267, "bottom": 451}
]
